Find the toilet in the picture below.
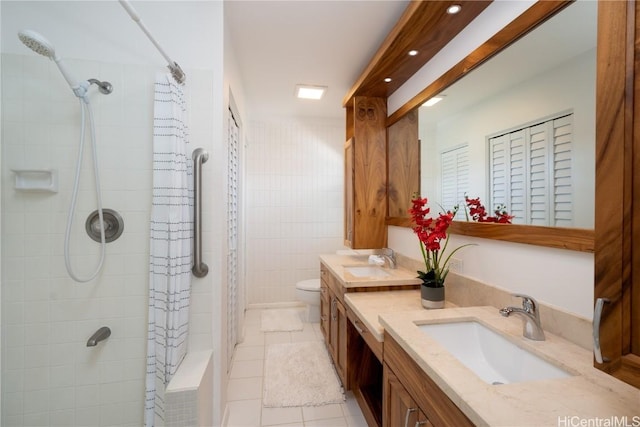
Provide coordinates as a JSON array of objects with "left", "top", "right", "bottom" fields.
[{"left": 295, "top": 278, "right": 321, "bottom": 322}]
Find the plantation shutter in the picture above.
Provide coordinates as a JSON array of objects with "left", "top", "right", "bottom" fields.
[
  {"left": 488, "top": 113, "right": 573, "bottom": 226},
  {"left": 441, "top": 144, "right": 469, "bottom": 211},
  {"left": 529, "top": 122, "right": 549, "bottom": 225},
  {"left": 552, "top": 115, "right": 573, "bottom": 226},
  {"left": 509, "top": 130, "right": 526, "bottom": 224}
]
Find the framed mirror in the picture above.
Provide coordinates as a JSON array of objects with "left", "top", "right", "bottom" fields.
[{"left": 387, "top": 0, "right": 595, "bottom": 252}]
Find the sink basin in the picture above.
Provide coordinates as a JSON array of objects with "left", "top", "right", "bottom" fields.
[
  {"left": 344, "top": 265, "right": 391, "bottom": 278},
  {"left": 418, "top": 321, "right": 572, "bottom": 384}
]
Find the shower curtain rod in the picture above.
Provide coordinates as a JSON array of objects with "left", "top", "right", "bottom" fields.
[{"left": 118, "top": 0, "right": 186, "bottom": 84}]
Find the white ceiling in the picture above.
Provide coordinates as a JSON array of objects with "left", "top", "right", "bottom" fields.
[
  {"left": 1, "top": 1, "right": 409, "bottom": 121},
  {"left": 224, "top": 0, "right": 410, "bottom": 120},
  {"left": 0, "top": 1, "right": 597, "bottom": 122}
]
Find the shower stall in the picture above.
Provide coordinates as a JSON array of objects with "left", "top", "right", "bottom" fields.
[{"left": 1, "top": 1, "right": 232, "bottom": 426}]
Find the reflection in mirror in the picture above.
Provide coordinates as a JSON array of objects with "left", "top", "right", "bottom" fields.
[{"left": 419, "top": 1, "right": 596, "bottom": 229}]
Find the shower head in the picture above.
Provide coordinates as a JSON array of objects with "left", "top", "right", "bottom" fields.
[
  {"left": 18, "top": 29, "right": 56, "bottom": 59},
  {"left": 17, "top": 29, "right": 84, "bottom": 96}
]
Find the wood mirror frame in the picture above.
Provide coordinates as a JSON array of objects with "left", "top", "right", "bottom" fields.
[{"left": 384, "top": 0, "right": 595, "bottom": 253}]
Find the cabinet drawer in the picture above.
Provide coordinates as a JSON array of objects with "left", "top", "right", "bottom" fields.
[
  {"left": 321, "top": 263, "right": 343, "bottom": 301},
  {"left": 346, "top": 307, "right": 382, "bottom": 361},
  {"left": 384, "top": 332, "right": 473, "bottom": 427}
]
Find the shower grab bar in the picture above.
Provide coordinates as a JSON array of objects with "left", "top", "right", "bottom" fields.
[
  {"left": 118, "top": 0, "right": 186, "bottom": 84},
  {"left": 192, "top": 148, "right": 209, "bottom": 278}
]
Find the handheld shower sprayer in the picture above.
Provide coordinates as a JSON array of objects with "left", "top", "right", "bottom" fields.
[
  {"left": 17, "top": 29, "right": 114, "bottom": 283},
  {"left": 17, "top": 30, "right": 113, "bottom": 99}
]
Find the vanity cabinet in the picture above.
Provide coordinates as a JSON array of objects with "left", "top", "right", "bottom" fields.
[
  {"left": 329, "top": 295, "right": 347, "bottom": 384},
  {"left": 344, "top": 96, "right": 387, "bottom": 249},
  {"left": 320, "top": 265, "right": 348, "bottom": 387},
  {"left": 383, "top": 332, "right": 473, "bottom": 427},
  {"left": 384, "top": 368, "right": 431, "bottom": 427}
]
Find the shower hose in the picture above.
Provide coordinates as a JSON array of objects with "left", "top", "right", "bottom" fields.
[{"left": 64, "top": 97, "right": 106, "bottom": 282}]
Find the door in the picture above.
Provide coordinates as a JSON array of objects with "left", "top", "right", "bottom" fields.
[{"left": 227, "top": 108, "right": 241, "bottom": 368}]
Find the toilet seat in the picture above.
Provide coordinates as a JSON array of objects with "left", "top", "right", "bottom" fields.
[{"left": 296, "top": 278, "right": 320, "bottom": 292}]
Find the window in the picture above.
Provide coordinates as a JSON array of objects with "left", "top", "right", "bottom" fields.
[
  {"left": 488, "top": 113, "right": 573, "bottom": 226},
  {"left": 441, "top": 144, "right": 469, "bottom": 210}
]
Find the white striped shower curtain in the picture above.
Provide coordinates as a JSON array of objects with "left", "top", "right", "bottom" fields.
[{"left": 145, "top": 73, "right": 193, "bottom": 427}]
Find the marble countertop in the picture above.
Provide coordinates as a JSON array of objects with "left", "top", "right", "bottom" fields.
[
  {"left": 319, "top": 253, "right": 422, "bottom": 288},
  {"left": 379, "top": 306, "right": 640, "bottom": 426},
  {"left": 344, "top": 290, "right": 455, "bottom": 341}
]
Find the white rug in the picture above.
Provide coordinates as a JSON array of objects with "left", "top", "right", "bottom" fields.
[
  {"left": 263, "top": 341, "right": 345, "bottom": 407},
  {"left": 260, "top": 308, "right": 304, "bottom": 332}
]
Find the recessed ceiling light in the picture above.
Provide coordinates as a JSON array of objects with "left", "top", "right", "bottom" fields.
[
  {"left": 295, "top": 85, "right": 327, "bottom": 100},
  {"left": 423, "top": 96, "right": 444, "bottom": 107},
  {"left": 384, "top": 77, "right": 392, "bottom": 83},
  {"left": 447, "top": 4, "right": 462, "bottom": 14},
  {"left": 408, "top": 50, "right": 419, "bottom": 56}
]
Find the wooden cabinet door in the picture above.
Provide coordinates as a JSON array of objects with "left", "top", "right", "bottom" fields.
[
  {"left": 594, "top": 0, "right": 640, "bottom": 388},
  {"left": 384, "top": 366, "right": 420, "bottom": 427},
  {"left": 320, "top": 282, "right": 330, "bottom": 342},
  {"left": 329, "top": 295, "right": 339, "bottom": 365},
  {"left": 336, "top": 298, "right": 348, "bottom": 387},
  {"left": 384, "top": 333, "right": 474, "bottom": 426},
  {"left": 348, "top": 96, "right": 387, "bottom": 249},
  {"left": 387, "top": 109, "right": 420, "bottom": 219},
  {"left": 416, "top": 413, "right": 433, "bottom": 427},
  {"left": 344, "top": 137, "right": 354, "bottom": 247}
]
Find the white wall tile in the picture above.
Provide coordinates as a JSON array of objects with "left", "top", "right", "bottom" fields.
[
  {"left": 245, "top": 118, "right": 344, "bottom": 304},
  {"left": 2, "top": 52, "right": 219, "bottom": 425}
]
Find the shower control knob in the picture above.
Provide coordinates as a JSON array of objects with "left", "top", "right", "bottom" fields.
[{"left": 85, "top": 209, "right": 124, "bottom": 243}]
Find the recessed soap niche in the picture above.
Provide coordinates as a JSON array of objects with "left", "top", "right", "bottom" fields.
[{"left": 11, "top": 169, "right": 58, "bottom": 193}]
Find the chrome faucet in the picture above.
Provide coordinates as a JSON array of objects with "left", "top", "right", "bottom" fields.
[
  {"left": 379, "top": 248, "right": 397, "bottom": 269},
  {"left": 499, "top": 294, "right": 545, "bottom": 341},
  {"left": 86, "top": 326, "right": 111, "bottom": 347}
]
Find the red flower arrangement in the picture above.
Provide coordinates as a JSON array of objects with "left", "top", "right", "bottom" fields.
[
  {"left": 409, "top": 195, "right": 474, "bottom": 288},
  {"left": 464, "top": 196, "right": 514, "bottom": 224}
]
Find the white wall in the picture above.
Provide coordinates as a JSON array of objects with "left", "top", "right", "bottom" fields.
[
  {"left": 389, "top": 1, "right": 595, "bottom": 320},
  {"left": 216, "top": 7, "right": 249, "bottom": 420},
  {"left": 389, "top": 226, "right": 594, "bottom": 319},
  {"left": 0, "top": 5, "right": 4, "bottom": 423},
  {"left": 1, "top": 1, "right": 227, "bottom": 425},
  {"left": 245, "top": 118, "right": 344, "bottom": 304},
  {"left": 0, "top": 53, "right": 223, "bottom": 427}
]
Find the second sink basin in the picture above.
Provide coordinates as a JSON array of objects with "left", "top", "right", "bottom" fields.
[
  {"left": 418, "top": 321, "right": 572, "bottom": 384},
  {"left": 344, "top": 265, "right": 391, "bottom": 278}
]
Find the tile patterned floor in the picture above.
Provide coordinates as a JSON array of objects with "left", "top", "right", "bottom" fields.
[{"left": 224, "top": 309, "right": 368, "bottom": 427}]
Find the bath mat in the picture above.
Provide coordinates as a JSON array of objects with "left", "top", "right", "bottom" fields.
[
  {"left": 263, "top": 341, "right": 344, "bottom": 407},
  {"left": 260, "top": 308, "right": 304, "bottom": 332}
]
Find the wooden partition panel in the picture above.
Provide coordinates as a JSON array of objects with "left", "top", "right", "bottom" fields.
[{"left": 387, "top": 109, "right": 419, "bottom": 219}]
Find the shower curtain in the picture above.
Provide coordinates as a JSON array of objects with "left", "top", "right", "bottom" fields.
[{"left": 145, "top": 73, "right": 194, "bottom": 427}]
